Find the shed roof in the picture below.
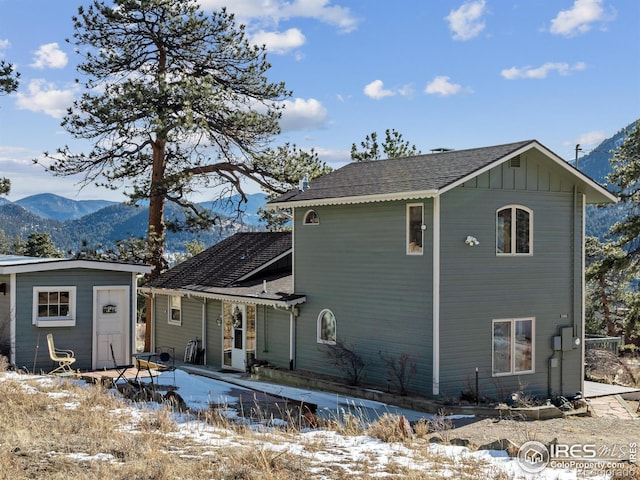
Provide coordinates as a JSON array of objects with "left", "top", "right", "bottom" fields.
[
  {"left": 268, "top": 140, "right": 617, "bottom": 207},
  {"left": 0, "top": 255, "right": 151, "bottom": 274}
]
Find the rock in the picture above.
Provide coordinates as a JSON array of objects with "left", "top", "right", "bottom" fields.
[{"left": 479, "top": 438, "right": 520, "bottom": 457}]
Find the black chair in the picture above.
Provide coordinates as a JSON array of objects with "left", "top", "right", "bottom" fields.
[{"left": 110, "top": 344, "right": 134, "bottom": 385}]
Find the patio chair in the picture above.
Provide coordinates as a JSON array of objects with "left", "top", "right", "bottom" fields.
[
  {"left": 110, "top": 343, "right": 134, "bottom": 385},
  {"left": 46, "top": 333, "right": 76, "bottom": 375}
]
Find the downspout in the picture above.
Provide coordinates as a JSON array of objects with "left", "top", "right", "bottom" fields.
[
  {"left": 201, "top": 298, "right": 207, "bottom": 365},
  {"left": 9, "top": 273, "right": 16, "bottom": 365},
  {"left": 433, "top": 195, "right": 441, "bottom": 396},
  {"left": 579, "top": 191, "right": 586, "bottom": 394}
]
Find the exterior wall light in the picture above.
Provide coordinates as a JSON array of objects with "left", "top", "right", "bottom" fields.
[{"left": 465, "top": 235, "right": 480, "bottom": 246}]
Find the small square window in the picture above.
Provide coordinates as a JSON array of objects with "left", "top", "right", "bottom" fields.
[{"left": 32, "top": 287, "right": 76, "bottom": 327}]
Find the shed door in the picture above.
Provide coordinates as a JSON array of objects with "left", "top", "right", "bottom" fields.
[{"left": 93, "top": 286, "right": 129, "bottom": 369}]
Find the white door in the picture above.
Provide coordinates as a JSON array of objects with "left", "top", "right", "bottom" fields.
[
  {"left": 93, "top": 286, "right": 129, "bottom": 369},
  {"left": 231, "top": 304, "right": 246, "bottom": 370}
]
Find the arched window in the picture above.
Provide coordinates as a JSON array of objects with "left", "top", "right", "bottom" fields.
[
  {"left": 496, "top": 205, "right": 533, "bottom": 255},
  {"left": 304, "top": 209, "right": 319, "bottom": 225},
  {"left": 317, "top": 309, "right": 336, "bottom": 344}
]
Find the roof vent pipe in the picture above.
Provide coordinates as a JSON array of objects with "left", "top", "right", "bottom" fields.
[{"left": 299, "top": 174, "right": 310, "bottom": 192}]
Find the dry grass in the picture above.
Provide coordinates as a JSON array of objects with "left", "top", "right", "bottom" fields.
[{"left": 0, "top": 365, "right": 514, "bottom": 480}]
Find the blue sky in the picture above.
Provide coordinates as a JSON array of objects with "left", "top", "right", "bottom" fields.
[{"left": 0, "top": 0, "right": 638, "bottom": 202}]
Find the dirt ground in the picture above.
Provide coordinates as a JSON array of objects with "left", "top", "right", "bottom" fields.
[{"left": 445, "top": 409, "right": 640, "bottom": 452}]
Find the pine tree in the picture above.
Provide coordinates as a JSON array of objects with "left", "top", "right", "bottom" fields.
[{"left": 42, "top": 0, "right": 291, "bottom": 279}]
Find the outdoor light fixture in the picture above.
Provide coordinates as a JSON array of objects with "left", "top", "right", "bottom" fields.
[{"left": 465, "top": 235, "right": 480, "bottom": 247}]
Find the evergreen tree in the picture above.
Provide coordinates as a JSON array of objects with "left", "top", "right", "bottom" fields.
[
  {"left": 0, "top": 60, "right": 18, "bottom": 194},
  {"left": 257, "top": 144, "right": 332, "bottom": 231},
  {"left": 41, "top": 0, "right": 291, "bottom": 280},
  {"left": 351, "top": 128, "right": 421, "bottom": 162},
  {"left": 21, "top": 233, "right": 64, "bottom": 258},
  {"left": 604, "top": 119, "right": 640, "bottom": 344}
]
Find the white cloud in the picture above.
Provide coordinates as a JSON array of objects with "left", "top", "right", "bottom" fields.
[
  {"left": 279, "top": 97, "right": 328, "bottom": 131},
  {"left": 15, "top": 79, "right": 75, "bottom": 118},
  {"left": 424, "top": 76, "right": 462, "bottom": 96},
  {"left": 199, "top": 0, "right": 359, "bottom": 33},
  {"left": 501, "top": 62, "right": 587, "bottom": 80},
  {"left": 363, "top": 80, "right": 395, "bottom": 100},
  {"left": 250, "top": 28, "right": 305, "bottom": 54},
  {"left": 445, "top": 0, "right": 487, "bottom": 41},
  {"left": 576, "top": 130, "right": 606, "bottom": 146},
  {"left": 0, "top": 39, "right": 10, "bottom": 57},
  {"left": 30, "top": 43, "right": 68, "bottom": 69},
  {"left": 549, "top": 0, "right": 611, "bottom": 37}
]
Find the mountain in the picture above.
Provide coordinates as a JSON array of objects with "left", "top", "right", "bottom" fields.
[
  {"left": 15, "top": 193, "right": 117, "bottom": 221},
  {"left": 0, "top": 192, "right": 268, "bottom": 253},
  {"left": 581, "top": 120, "right": 638, "bottom": 239}
]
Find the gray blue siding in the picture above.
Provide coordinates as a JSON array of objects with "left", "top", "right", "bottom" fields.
[
  {"left": 293, "top": 200, "right": 434, "bottom": 396},
  {"left": 13, "top": 269, "right": 134, "bottom": 372}
]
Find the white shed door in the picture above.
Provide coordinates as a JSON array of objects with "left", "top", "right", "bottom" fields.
[{"left": 93, "top": 286, "right": 129, "bottom": 369}]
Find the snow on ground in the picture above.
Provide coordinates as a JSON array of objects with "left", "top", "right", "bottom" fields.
[{"left": 0, "top": 370, "right": 615, "bottom": 479}]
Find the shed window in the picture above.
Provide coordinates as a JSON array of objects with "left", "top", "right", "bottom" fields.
[
  {"left": 32, "top": 287, "right": 76, "bottom": 327},
  {"left": 303, "top": 210, "right": 319, "bottom": 225},
  {"left": 496, "top": 205, "right": 532, "bottom": 255},
  {"left": 317, "top": 309, "right": 336, "bottom": 345},
  {"left": 492, "top": 318, "right": 534, "bottom": 376},
  {"left": 168, "top": 295, "right": 182, "bottom": 326},
  {"left": 407, "top": 203, "right": 424, "bottom": 255}
]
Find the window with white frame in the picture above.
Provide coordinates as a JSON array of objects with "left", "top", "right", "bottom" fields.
[
  {"left": 496, "top": 205, "right": 532, "bottom": 255},
  {"left": 32, "top": 287, "right": 76, "bottom": 327},
  {"left": 407, "top": 203, "right": 424, "bottom": 255},
  {"left": 492, "top": 317, "right": 534, "bottom": 376},
  {"left": 303, "top": 209, "right": 319, "bottom": 225},
  {"left": 168, "top": 295, "right": 182, "bottom": 325},
  {"left": 317, "top": 309, "right": 336, "bottom": 344}
]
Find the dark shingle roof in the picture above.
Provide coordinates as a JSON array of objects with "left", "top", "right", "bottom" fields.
[
  {"left": 145, "top": 232, "right": 291, "bottom": 289},
  {"left": 270, "top": 140, "right": 535, "bottom": 204}
]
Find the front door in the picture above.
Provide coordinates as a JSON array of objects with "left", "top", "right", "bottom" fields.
[
  {"left": 93, "top": 286, "right": 129, "bottom": 369},
  {"left": 223, "top": 303, "right": 256, "bottom": 371}
]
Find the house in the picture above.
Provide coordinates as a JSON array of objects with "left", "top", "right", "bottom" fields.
[
  {"left": 0, "top": 255, "right": 151, "bottom": 372},
  {"left": 267, "top": 140, "right": 616, "bottom": 400},
  {"left": 140, "top": 232, "right": 305, "bottom": 371}
]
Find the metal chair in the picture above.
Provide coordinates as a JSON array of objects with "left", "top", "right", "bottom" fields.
[{"left": 46, "top": 334, "right": 76, "bottom": 375}]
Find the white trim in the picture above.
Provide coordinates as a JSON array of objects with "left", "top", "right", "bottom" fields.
[
  {"left": 432, "top": 196, "right": 441, "bottom": 395},
  {"left": 139, "top": 286, "right": 306, "bottom": 308},
  {"left": 267, "top": 142, "right": 617, "bottom": 210},
  {"left": 233, "top": 249, "right": 293, "bottom": 283},
  {"left": 0, "top": 259, "right": 151, "bottom": 275},
  {"left": 269, "top": 189, "right": 439, "bottom": 209},
  {"left": 439, "top": 141, "right": 618, "bottom": 203},
  {"left": 580, "top": 193, "right": 586, "bottom": 394},
  {"left": 303, "top": 209, "right": 320, "bottom": 225},
  {"left": 92, "top": 285, "right": 130, "bottom": 370},
  {"left": 406, "top": 203, "right": 424, "bottom": 255},
  {"left": 32, "top": 286, "right": 77, "bottom": 327},
  {"left": 496, "top": 205, "right": 534, "bottom": 256},
  {"left": 168, "top": 295, "right": 182, "bottom": 326},
  {"left": 9, "top": 273, "right": 16, "bottom": 364},
  {"left": 491, "top": 317, "right": 535, "bottom": 376},
  {"left": 317, "top": 308, "right": 336, "bottom": 345}
]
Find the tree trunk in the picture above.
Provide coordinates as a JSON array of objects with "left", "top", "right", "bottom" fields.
[{"left": 144, "top": 140, "right": 167, "bottom": 351}]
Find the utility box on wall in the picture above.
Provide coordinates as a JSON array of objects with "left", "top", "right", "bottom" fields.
[{"left": 561, "top": 326, "right": 574, "bottom": 351}]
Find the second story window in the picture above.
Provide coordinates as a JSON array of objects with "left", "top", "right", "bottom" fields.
[
  {"left": 303, "top": 209, "right": 319, "bottom": 225},
  {"left": 496, "top": 205, "right": 532, "bottom": 255},
  {"left": 407, "top": 204, "right": 424, "bottom": 255}
]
